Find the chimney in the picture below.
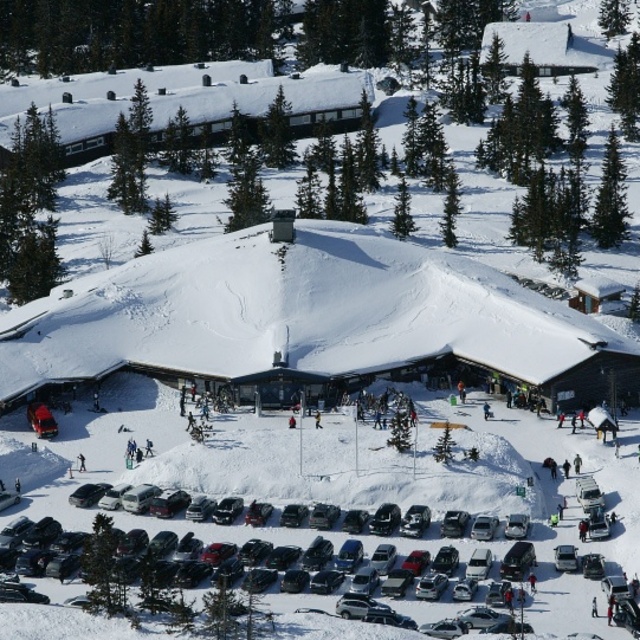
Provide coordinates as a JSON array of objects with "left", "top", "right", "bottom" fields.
[
  {"left": 239, "top": 74, "right": 248, "bottom": 85},
  {"left": 158, "top": 87, "right": 166, "bottom": 96},
  {"left": 107, "top": 90, "right": 116, "bottom": 101},
  {"left": 202, "top": 74, "right": 211, "bottom": 87},
  {"left": 62, "top": 92, "right": 73, "bottom": 104}
]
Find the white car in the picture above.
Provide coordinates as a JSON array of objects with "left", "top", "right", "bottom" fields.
[
  {"left": 97, "top": 483, "right": 133, "bottom": 511},
  {"left": 0, "top": 491, "right": 20, "bottom": 514},
  {"left": 601, "top": 575, "right": 633, "bottom": 603},
  {"left": 554, "top": 545, "right": 579, "bottom": 571},
  {"left": 504, "top": 514, "right": 530, "bottom": 539},
  {"left": 419, "top": 618, "right": 469, "bottom": 638},
  {"left": 452, "top": 578, "right": 478, "bottom": 601},
  {"left": 471, "top": 516, "right": 499, "bottom": 541},
  {"left": 588, "top": 516, "right": 611, "bottom": 540}
]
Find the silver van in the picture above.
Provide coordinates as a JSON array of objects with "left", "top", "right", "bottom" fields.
[
  {"left": 122, "top": 483, "right": 162, "bottom": 514},
  {"left": 466, "top": 548, "right": 493, "bottom": 580}
]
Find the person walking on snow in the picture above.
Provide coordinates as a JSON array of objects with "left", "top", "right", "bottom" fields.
[
  {"left": 557, "top": 412, "right": 565, "bottom": 428},
  {"left": 608, "top": 604, "right": 614, "bottom": 626},
  {"left": 78, "top": 453, "right": 86, "bottom": 472},
  {"left": 506, "top": 389, "right": 512, "bottom": 408},
  {"left": 145, "top": 439, "right": 154, "bottom": 457},
  {"left": 571, "top": 414, "right": 577, "bottom": 433},
  {"left": 574, "top": 454, "right": 582, "bottom": 474},
  {"left": 15, "top": 478, "right": 20, "bottom": 493},
  {"left": 373, "top": 411, "right": 382, "bottom": 429},
  {"left": 315, "top": 411, "right": 322, "bottom": 429},
  {"left": 550, "top": 459, "right": 558, "bottom": 480},
  {"left": 578, "top": 409, "right": 585, "bottom": 427},
  {"left": 483, "top": 402, "right": 491, "bottom": 420},
  {"left": 528, "top": 572, "right": 537, "bottom": 594},
  {"left": 562, "top": 459, "right": 571, "bottom": 478},
  {"left": 557, "top": 503, "right": 565, "bottom": 520},
  {"left": 592, "top": 596, "right": 598, "bottom": 618}
]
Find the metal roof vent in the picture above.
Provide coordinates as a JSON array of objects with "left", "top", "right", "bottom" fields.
[{"left": 62, "top": 92, "right": 73, "bottom": 104}]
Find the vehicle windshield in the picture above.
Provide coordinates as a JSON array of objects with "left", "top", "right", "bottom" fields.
[
  {"left": 105, "top": 489, "right": 121, "bottom": 499},
  {"left": 445, "top": 515, "right": 458, "bottom": 523},
  {"left": 469, "top": 559, "right": 485, "bottom": 566},
  {"left": 474, "top": 522, "right": 489, "bottom": 529},
  {"left": 583, "top": 489, "right": 601, "bottom": 499},
  {"left": 372, "top": 552, "right": 387, "bottom": 562},
  {"left": 558, "top": 553, "right": 575, "bottom": 559},
  {"left": 352, "top": 574, "right": 368, "bottom": 584},
  {"left": 340, "top": 551, "right": 357, "bottom": 560}
]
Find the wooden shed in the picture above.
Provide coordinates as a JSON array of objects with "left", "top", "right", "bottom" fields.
[{"left": 570, "top": 277, "right": 626, "bottom": 315}]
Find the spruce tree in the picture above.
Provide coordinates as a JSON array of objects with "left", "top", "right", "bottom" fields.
[
  {"left": 390, "top": 146, "right": 400, "bottom": 176},
  {"left": 134, "top": 229, "right": 155, "bottom": 257},
  {"left": 149, "top": 194, "right": 177, "bottom": 235},
  {"left": 482, "top": 33, "right": 510, "bottom": 105},
  {"left": 440, "top": 164, "right": 462, "bottom": 248},
  {"left": 402, "top": 96, "right": 421, "bottom": 178},
  {"left": 202, "top": 583, "right": 243, "bottom": 639},
  {"left": 197, "top": 139, "right": 217, "bottom": 183},
  {"left": 296, "top": 156, "right": 324, "bottom": 219},
  {"left": 389, "top": 4, "right": 416, "bottom": 73},
  {"left": 338, "top": 136, "right": 368, "bottom": 224},
  {"left": 433, "top": 425, "right": 456, "bottom": 463},
  {"left": 355, "top": 90, "right": 382, "bottom": 192},
  {"left": 561, "top": 75, "right": 590, "bottom": 168},
  {"left": 260, "top": 85, "right": 297, "bottom": 169},
  {"left": 390, "top": 176, "right": 416, "bottom": 240},
  {"left": 507, "top": 195, "right": 527, "bottom": 246},
  {"left": 606, "top": 35, "right": 640, "bottom": 142},
  {"left": 598, "top": 0, "right": 630, "bottom": 38},
  {"left": 418, "top": 101, "right": 449, "bottom": 192},
  {"left": 387, "top": 414, "right": 412, "bottom": 452},
  {"left": 310, "top": 117, "right": 337, "bottom": 174},
  {"left": 226, "top": 103, "right": 252, "bottom": 169},
  {"left": 128, "top": 79, "right": 153, "bottom": 212},
  {"left": 161, "top": 105, "right": 196, "bottom": 175},
  {"left": 323, "top": 160, "right": 340, "bottom": 220},
  {"left": 107, "top": 113, "right": 140, "bottom": 215},
  {"left": 628, "top": 282, "right": 640, "bottom": 322},
  {"left": 591, "top": 125, "right": 630, "bottom": 248},
  {"left": 414, "top": 9, "right": 437, "bottom": 91}
]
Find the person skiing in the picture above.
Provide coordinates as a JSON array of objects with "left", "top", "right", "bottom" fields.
[
  {"left": 289, "top": 416, "right": 297, "bottom": 429},
  {"left": 562, "top": 459, "right": 571, "bottom": 478},
  {"left": 573, "top": 454, "right": 582, "bottom": 474},
  {"left": 315, "top": 411, "right": 322, "bottom": 429},
  {"left": 592, "top": 596, "right": 598, "bottom": 618},
  {"left": 77, "top": 453, "right": 86, "bottom": 472},
  {"left": 186, "top": 412, "right": 195, "bottom": 433},
  {"left": 571, "top": 414, "right": 577, "bottom": 433}
]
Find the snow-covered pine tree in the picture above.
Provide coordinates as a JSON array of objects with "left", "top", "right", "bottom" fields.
[
  {"left": 296, "top": 155, "right": 324, "bottom": 219},
  {"left": 598, "top": 0, "right": 630, "bottom": 39},
  {"left": 482, "top": 33, "right": 510, "bottom": 105},
  {"left": 134, "top": 229, "right": 154, "bottom": 258},
  {"left": 402, "top": 96, "right": 421, "bottom": 178},
  {"left": 387, "top": 414, "right": 412, "bottom": 452},
  {"left": 260, "top": 85, "right": 297, "bottom": 169},
  {"left": 440, "top": 164, "right": 462, "bottom": 248},
  {"left": 390, "top": 175, "right": 416, "bottom": 240},
  {"left": 355, "top": 90, "right": 382, "bottom": 192},
  {"left": 433, "top": 425, "right": 457, "bottom": 463},
  {"left": 107, "top": 113, "right": 141, "bottom": 215}
]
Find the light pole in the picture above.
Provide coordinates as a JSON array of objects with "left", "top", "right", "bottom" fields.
[
  {"left": 355, "top": 401, "right": 359, "bottom": 478},
  {"left": 299, "top": 393, "right": 304, "bottom": 477}
]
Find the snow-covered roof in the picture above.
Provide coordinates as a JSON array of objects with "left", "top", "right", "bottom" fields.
[
  {"left": 575, "top": 277, "right": 626, "bottom": 298},
  {"left": 0, "top": 220, "right": 637, "bottom": 403},
  {"left": 479, "top": 22, "right": 611, "bottom": 68},
  {"left": 0, "top": 62, "right": 373, "bottom": 147},
  {"left": 587, "top": 406, "right": 616, "bottom": 428}
]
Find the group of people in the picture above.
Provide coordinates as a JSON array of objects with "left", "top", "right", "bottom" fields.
[
  {"left": 124, "top": 438, "right": 154, "bottom": 464},
  {"left": 286, "top": 411, "right": 321, "bottom": 429}
]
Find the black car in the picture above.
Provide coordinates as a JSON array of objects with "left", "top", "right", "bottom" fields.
[
  {"left": 369, "top": 503, "right": 402, "bottom": 536},
  {"left": 310, "top": 569, "right": 345, "bottom": 595},
  {"left": 174, "top": 560, "right": 214, "bottom": 588},
  {"left": 212, "top": 557, "right": 245, "bottom": 587},
  {"left": 22, "top": 517, "right": 63, "bottom": 549},
  {"left": 150, "top": 559, "right": 181, "bottom": 588},
  {"left": 116, "top": 529, "right": 150, "bottom": 557},
  {"left": 0, "top": 517, "right": 35, "bottom": 550},
  {"left": 50, "top": 531, "right": 90, "bottom": 555},
  {"left": 0, "top": 548, "right": 19, "bottom": 571},
  {"left": 583, "top": 553, "right": 606, "bottom": 580},
  {"left": 432, "top": 546, "right": 460, "bottom": 576},
  {"left": 400, "top": 505, "right": 432, "bottom": 538},
  {"left": 15, "top": 549, "right": 56, "bottom": 576},
  {"left": 342, "top": 510, "right": 370, "bottom": 534},
  {"left": 112, "top": 556, "right": 142, "bottom": 584},
  {"left": 239, "top": 539, "right": 274, "bottom": 566},
  {"left": 309, "top": 504, "right": 341, "bottom": 530},
  {"left": 148, "top": 531, "right": 179, "bottom": 558},
  {"left": 0, "top": 584, "right": 50, "bottom": 604},
  {"left": 266, "top": 545, "right": 302, "bottom": 571},
  {"left": 69, "top": 483, "right": 112, "bottom": 508},
  {"left": 362, "top": 609, "right": 417, "bottom": 630},
  {"left": 440, "top": 511, "right": 471, "bottom": 538},
  {"left": 173, "top": 532, "right": 204, "bottom": 562},
  {"left": 280, "top": 504, "right": 309, "bottom": 528},
  {"left": 480, "top": 620, "right": 535, "bottom": 634},
  {"left": 213, "top": 497, "right": 245, "bottom": 525},
  {"left": 281, "top": 569, "right": 310, "bottom": 594},
  {"left": 241, "top": 568, "right": 279, "bottom": 594},
  {"left": 45, "top": 554, "right": 81, "bottom": 580},
  {"left": 301, "top": 536, "right": 334, "bottom": 571}
]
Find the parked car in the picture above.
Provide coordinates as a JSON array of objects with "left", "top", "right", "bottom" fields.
[
  {"left": 309, "top": 503, "right": 341, "bottom": 530},
  {"left": 485, "top": 581, "right": 512, "bottom": 608},
  {"left": 212, "top": 557, "right": 245, "bottom": 587},
  {"left": 362, "top": 609, "right": 417, "bottom": 630},
  {"left": 401, "top": 550, "right": 431, "bottom": 577},
  {"left": 22, "top": 517, "right": 63, "bottom": 549},
  {"left": 433, "top": 546, "right": 460, "bottom": 576},
  {"left": 149, "top": 489, "right": 191, "bottom": 518},
  {"left": 239, "top": 539, "right": 273, "bottom": 566},
  {"left": 45, "top": 553, "right": 81, "bottom": 581},
  {"left": 350, "top": 566, "right": 380, "bottom": 595},
  {"left": 342, "top": 509, "right": 370, "bottom": 534},
  {"left": 186, "top": 495, "right": 217, "bottom": 522},
  {"left": 471, "top": 516, "right": 500, "bottom": 541},
  {"left": 174, "top": 560, "right": 213, "bottom": 588},
  {"left": 479, "top": 620, "right": 534, "bottom": 634},
  {"left": 112, "top": 556, "right": 142, "bottom": 584},
  {"left": 201, "top": 542, "right": 238, "bottom": 566},
  {"left": 381, "top": 568, "right": 414, "bottom": 598},
  {"left": 416, "top": 572, "right": 449, "bottom": 600},
  {"left": 98, "top": 483, "right": 133, "bottom": 511},
  {"left": 301, "top": 536, "right": 334, "bottom": 571},
  {"left": 173, "top": 532, "right": 204, "bottom": 562},
  {"left": 64, "top": 594, "right": 92, "bottom": 609},
  {"left": 554, "top": 545, "right": 579, "bottom": 572},
  {"left": 280, "top": 569, "right": 310, "bottom": 594},
  {"left": 148, "top": 531, "right": 179, "bottom": 558},
  {"left": 266, "top": 545, "right": 302, "bottom": 571},
  {"left": 0, "top": 517, "right": 34, "bottom": 550},
  {"left": 456, "top": 606, "right": 512, "bottom": 629},
  {"left": 15, "top": 549, "right": 56, "bottom": 576},
  {"left": 150, "top": 560, "right": 180, "bottom": 588},
  {"left": 466, "top": 548, "right": 493, "bottom": 581},
  {"left": 280, "top": 504, "right": 309, "bottom": 528},
  {"left": 50, "top": 531, "right": 90, "bottom": 555},
  {"left": 582, "top": 553, "right": 606, "bottom": 580},
  {"left": 27, "top": 402, "right": 58, "bottom": 438},
  {"left": 116, "top": 529, "right": 150, "bottom": 557},
  {"left": 370, "top": 543, "right": 397, "bottom": 576},
  {"left": 213, "top": 497, "right": 244, "bottom": 525},
  {"left": 601, "top": 575, "right": 633, "bottom": 603},
  {"left": 401, "top": 505, "right": 431, "bottom": 538},
  {"left": 245, "top": 501, "right": 274, "bottom": 527},
  {"left": 589, "top": 515, "right": 611, "bottom": 540},
  {"left": 335, "top": 539, "right": 364, "bottom": 573},
  {"left": 419, "top": 618, "right": 470, "bottom": 638},
  {"left": 335, "top": 597, "right": 391, "bottom": 620},
  {"left": 69, "top": 483, "right": 112, "bottom": 508},
  {"left": 241, "top": 568, "right": 279, "bottom": 593},
  {"left": 440, "top": 511, "right": 470, "bottom": 538},
  {"left": 453, "top": 578, "right": 478, "bottom": 602},
  {"left": 0, "top": 585, "right": 50, "bottom": 604},
  {"left": 311, "top": 569, "right": 345, "bottom": 595},
  {"left": 370, "top": 503, "right": 402, "bottom": 536},
  {"left": 504, "top": 514, "right": 530, "bottom": 539},
  {"left": 0, "top": 491, "right": 21, "bottom": 514}
]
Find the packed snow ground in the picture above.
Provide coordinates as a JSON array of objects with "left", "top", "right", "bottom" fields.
[{"left": 0, "top": 372, "right": 637, "bottom": 639}]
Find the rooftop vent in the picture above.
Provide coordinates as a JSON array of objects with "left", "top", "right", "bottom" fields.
[
  {"left": 10, "top": 78, "right": 19, "bottom": 87},
  {"left": 108, "top": 65, "right": 117, "bottom": 75},
  {"left": 202, "top": 74, "right": 211, "bottom": 87},
  {"left": 62, "top": 289, "right": 74, "bottom": 299},
  {"left": 158, "top": 87, "right": 166, "bottom": 96},
  {"left": 271, "top": 209, "right": 296, "bottom": 243},
  {"left": 340, "top": 62, "right": 349, "bottom": 73},
  {"left": 239, "top": 74, "right": 248, "bottom": 85},
  {"left": 195, "top": 62, "right": 205, "bottom": 70},
  {"left": 107, "top": 90, "right": 116, "bottom": 101},
  {"left": 290, "top": 72, "right": 300, "bottom": 80},
  {"left": 146, "top": 63, "right": 154, "bottom": 72},
  {"left": 62, "top": 75, "right": 70, "bottom": 83},
  {"left": 62, "top": 92, "right": 73, "bottom": 104}
]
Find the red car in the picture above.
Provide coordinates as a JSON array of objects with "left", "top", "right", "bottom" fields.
[
  {"left": 401, "top": 550, "right": 431, "bottom": 577},
  {"left": 245, "top": 501, "right": 274, "bottom": 527},
  {"left": 27, "top": 403, "right": 58, "bottom": 438},
  {"left": 201, "top": 542, "right": 238, "bottom": 566}
]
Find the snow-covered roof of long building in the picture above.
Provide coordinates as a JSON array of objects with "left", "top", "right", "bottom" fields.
[{"left": 0, "top": 220, "right": 636, "bottom": 403}]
